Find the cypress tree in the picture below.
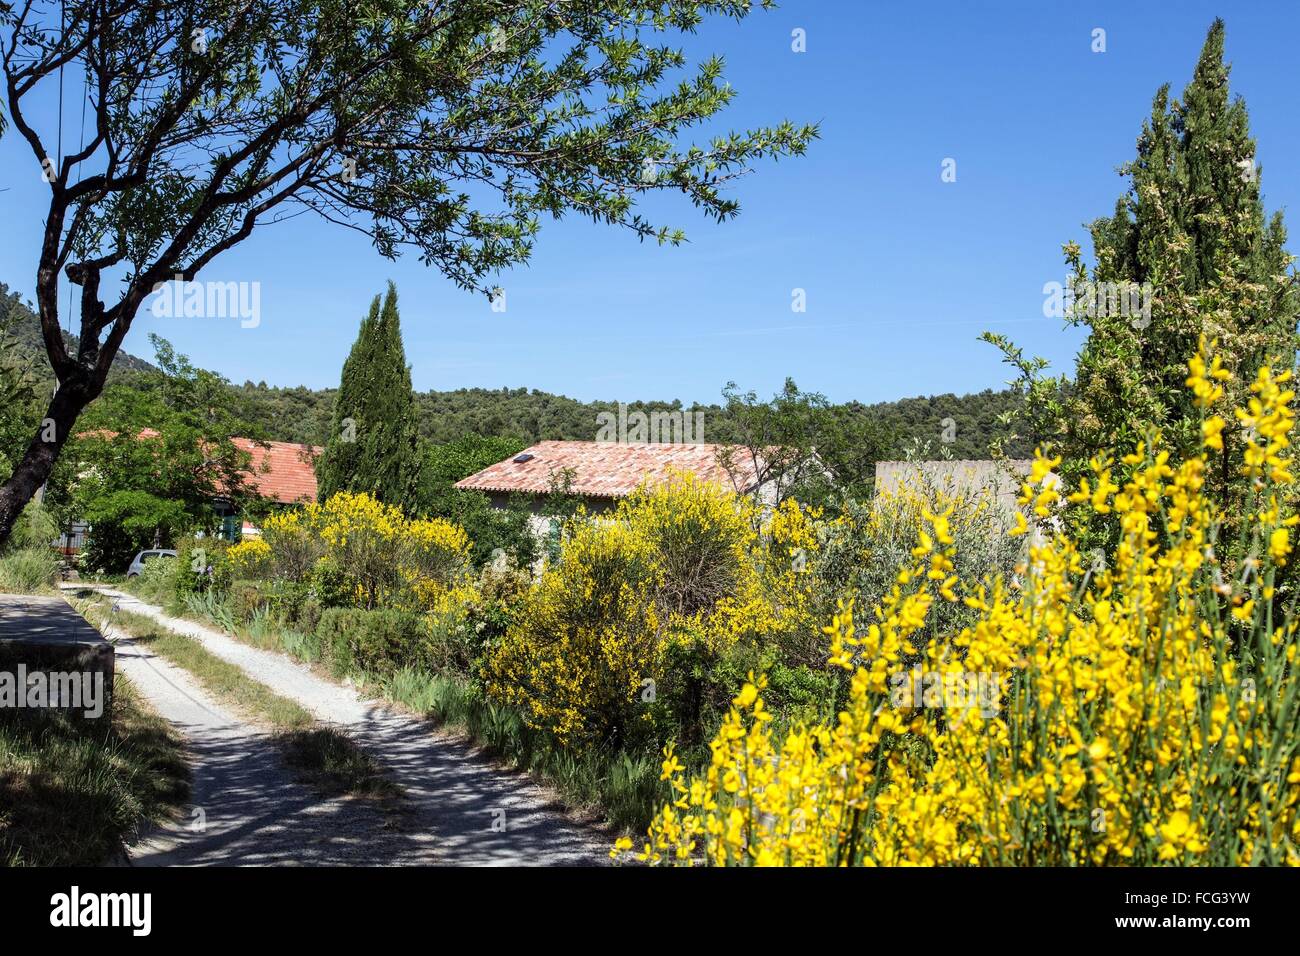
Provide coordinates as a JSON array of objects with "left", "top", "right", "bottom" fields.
[
  {"left": 1060, "top": 19, "right": 1298, "bottom": 475},
  {"left": 990, "top": 19, "right": 1298, "bottom": 513},
  {"left": 316, "top": 283, "right": 422, "bottom": 509}
]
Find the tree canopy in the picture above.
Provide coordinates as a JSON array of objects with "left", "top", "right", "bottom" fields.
[
  {"left": 0, "top": 0, "right": 816, "bottom": 546},
  {"left": 45, "top": 335, "right": 260, "bottom": 570},
  {"left": 989, "top": 19, "right": 1298, "bottom": 520}
]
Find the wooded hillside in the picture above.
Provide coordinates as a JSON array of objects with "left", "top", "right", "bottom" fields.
[{"left": 2, "top": 281, "right": 1032, "bottom": 458}]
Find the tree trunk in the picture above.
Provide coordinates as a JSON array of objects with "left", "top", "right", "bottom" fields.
[{"left": 0, "top": 380, "right": 93, "bottom": 549}]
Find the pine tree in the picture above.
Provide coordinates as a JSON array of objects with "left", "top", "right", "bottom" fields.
[{"left": 316, "top": 283, "right": 422, "bottom": 509}]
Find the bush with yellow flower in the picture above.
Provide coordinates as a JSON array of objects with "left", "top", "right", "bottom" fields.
[
  {"left": 222, "top": 537, "right": 272, "bottom": 580},
  {"left": 620, "top": 344, "right": 1300, "bottom": 866},
  {"left": 254, "top": 492, "right": 472, "bottom": 612},
  {"left": 482, "top": 472, "right": 829, "bottom": 754}
]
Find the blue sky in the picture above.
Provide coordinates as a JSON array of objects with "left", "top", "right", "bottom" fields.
[{"left": 2, "top": 1, "right": 1298, "bottom": 406}]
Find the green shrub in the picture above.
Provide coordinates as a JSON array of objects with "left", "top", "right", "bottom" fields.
[
  {"left": 130, "top": 554, "right": 178, "bottom": 604},
  {"left": 765, "top": 660, "right": 842, "bottom": 725},
  {"left": 172, "top": 536, "right": 231, "bottom": 599},
  {"left": 266, "top": 580, "right": 317, "bottom": 628},
  {"left": 308, "top": 559, "right": 351, "bottom": 609},
  {"left": 5, "top": 502, "right": 58, "bottom": 553},
  {"left": 0, "top": 547, "right": 59, "bottom": 593},
  {"left": 0, "top": 501, "right": 60, "bottom": 594},
  {"left": 295, "top": 596, "right": 323, "bottom": 634},
  {"left": 316, "top": 608, "right": 429, "bottom": 679},
  {"left": 424, "top": 607, "right": 480, "bottom": 675},
  {"left": 464, "top": 561, "right": 530, "bottom": 643},
  {"left": 228, "top": 579, "right": 271, "bottom": 623}
]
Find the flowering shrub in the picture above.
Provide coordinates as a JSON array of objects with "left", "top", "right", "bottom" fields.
[
  {"left": 621, "top": 344, "right": 1300, "bottom": 866},
  {"left": 485, "top": 520, "right": 660, "bottom": 747},
  {"left": 316, "top": 607, "right": 432, "bottom": 678},
  {"left": 320, "top": 493, "right": 471, "bottom": 610},
  {"left": 811, "top": 470, "right": 1023, "bottom": 666},
  {"left": 261, "top": 506, "right": 326, "bottom": 583},
  {"left": 622, "top": 472, "right": 759, "bottom": 621},
  {"left": 222, "top": 537, "right": 272, "bottom": 580},
  {"left": 483, "top": 474, "right": 826, "bottom": 750},
  {"left": 257, "top": 492, "right": 471, "bottom": 611}
]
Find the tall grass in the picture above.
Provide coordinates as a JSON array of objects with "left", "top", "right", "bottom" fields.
[
  {"left": 0, "top": 547, "right": 59, "bottom": 593},
  {"left": 278, "top": 628, "right": 321, "bottom": 663},
  {"left": 182, "top": 590, "right": 238, "bottom": 633},
  {"left": 0, "top": 677, "right": 189, "bottom": 866},
  {"left": 383, "top": 667, "right": 662, "bottom": 831}
]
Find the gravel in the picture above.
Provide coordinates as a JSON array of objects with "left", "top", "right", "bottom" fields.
[
  {"left": 78, "top": 586, "right": 609, "bottom": 866},
  {"left": 102, "top": 615, "right": 439, "bottom": 865}
]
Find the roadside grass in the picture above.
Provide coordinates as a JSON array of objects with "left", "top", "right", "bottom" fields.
[
  {"left": 0, "top": 547, "right": 61, "bottom": 595},
  {"left": 76, "top": 595, "right": 399, "bottom": 804},
  {"left": 0, "top": 675, "right": 190, "bottom": 866},
  {"left": 383, "top": 668, "right": 659, "bottom": 832}
]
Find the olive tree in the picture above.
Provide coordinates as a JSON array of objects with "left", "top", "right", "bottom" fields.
[{"left": 0, "top": 0, "right": 815, "bottom": 545}]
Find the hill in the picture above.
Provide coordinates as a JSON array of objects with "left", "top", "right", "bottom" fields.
[
  {"left": 0, "top": 283, "right": 158, "bottom": 377},
  {"left": 2, "top": 280, "right": 1033, "bottom": 459},
  {"left": 226, "top": 380, "right": 1033, "bottom": 460}
]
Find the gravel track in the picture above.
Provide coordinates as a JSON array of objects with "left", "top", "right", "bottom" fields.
[
  {"left": 101, "top": 614, "right": 438, "bottom": 866},
  {"left": 74, "top": 586, "right": 609, "bottom": 866}
]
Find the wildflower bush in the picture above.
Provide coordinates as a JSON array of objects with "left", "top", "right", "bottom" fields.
[
  {"left": 811, "top": 472, "right": 1024, "bottom": 668},
  {"left": 624, "top": 473, "right": 758, "bottom": 620},
  {"left": 485, "top": 519, "right": 660, "bottom": 747},
  {"left": 483, "top": 474, "right": 827, "bottom": 753},
  {"left": 314, "top": 492, "right": 471, "bottom": 610},
  {"left": 260, "top": 506, "right": 326, "bottom": 583},
  {"left": 622, "top": 345, "right": 1300, "bottom": 866},
  {"left": 243, "top": 492, "right": 472, "bottom": 611},
  {"left": 223, "top": 538, "right": 272, "bottom": 580}
]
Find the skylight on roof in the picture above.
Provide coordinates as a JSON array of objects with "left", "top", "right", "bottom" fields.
[{"left": 513, "top": 453, "right": 534, "bottom": 463}]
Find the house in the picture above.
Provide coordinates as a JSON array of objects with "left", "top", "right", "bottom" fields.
[
  {"left": 60, "top": 431, "right": 321, "bottom": 551},
  {"left": 454, "top": 440, "right": 766, "bottom": 537},
  {"left": 223, "top": 438, "right": 322, "bottom": 537},
  {"left": 872, "top": 459, "right": 1032, "bottom": 514},
  {"left": 873, "top": 459, "right": 1066, "bottom": 544}
]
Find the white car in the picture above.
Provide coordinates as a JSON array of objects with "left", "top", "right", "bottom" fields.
[{"left": 127, "top": 549, "right": 177, "bottom": 578}]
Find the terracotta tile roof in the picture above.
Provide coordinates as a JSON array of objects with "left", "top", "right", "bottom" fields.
[
  {"left": 454, "top": 440, "right": 760, "bottom": 499},
  {"left": 230, "top": 438, "right": 321, "bottom": 505},
  {"left": 79, "top": 429, "right": 320, "bottom": 505}
]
